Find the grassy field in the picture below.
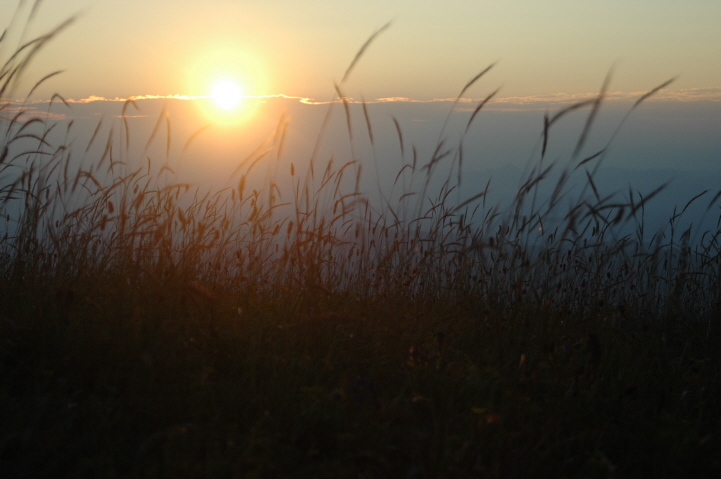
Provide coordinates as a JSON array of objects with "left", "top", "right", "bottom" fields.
[{"left": 1, "top": 11, "right": 720, "bottom": 479}]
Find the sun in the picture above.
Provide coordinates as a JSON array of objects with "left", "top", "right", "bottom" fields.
[
  {"left": 211, "top": 79, "right": 243, "bottom": 111},
  {"left": 200, "top": 77, "right": 256, "bottom": 125},
  {"left": 185, "top": 45, "right": 270, "bottom": 125}
]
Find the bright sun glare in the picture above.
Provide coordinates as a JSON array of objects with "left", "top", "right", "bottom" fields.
[
  {"left": 211, "top": 80, "right": 243, "bottom": 111},
  {"left": 187, "top": 45, "right": 268, "bottom": 125}
]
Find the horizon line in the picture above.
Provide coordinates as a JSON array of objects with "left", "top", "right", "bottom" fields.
[{"left": 2, "top": 87, "right": 720, "bottom": 108}]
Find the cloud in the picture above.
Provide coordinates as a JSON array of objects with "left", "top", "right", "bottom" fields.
[
  {"left": 0, "top": 104, "right": 68, "bottom": 122},
  {"left": 6, "top": 87, "right": 720, "bottom": 114},
  {"left": 482, "top": 88, "right": 721, "bottom": 110},
  {"left": 371, "top": 97, "right": 470, "bottom": 104},
  {"left": 40, "top": 92, "right": 335, "bottom": 106},
  {"left": 654, "top": 87, "right": 721, "bottom": 102},
  {"left": 296, "top": 87, "right": 721, "bottom": 108},
  {"left": 316, "top": 88, "right": 721, "bottom": 107},
  {"left": 65, "top": 94, "right": 209, "bottom": 104}
]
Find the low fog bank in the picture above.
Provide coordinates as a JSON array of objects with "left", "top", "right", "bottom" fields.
[
  {"left": 2, "top": 95, "right": 719, "bottom": 247},
  {"left": 456, "top": 165, "right": 721, "bottom": 242}
]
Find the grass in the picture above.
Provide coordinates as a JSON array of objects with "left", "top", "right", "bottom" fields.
[{"left": 1, "top": 5, "right": 720, "bottom": 478}]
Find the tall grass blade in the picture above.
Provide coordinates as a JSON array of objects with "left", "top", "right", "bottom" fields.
[
  {"left": 572, "top": 67, "right": 613, "bottom": 159},
  {"left": 341, "top": 20, "right": 392, "bottom": 83}
]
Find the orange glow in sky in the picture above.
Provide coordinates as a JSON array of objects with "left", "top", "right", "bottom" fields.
[{"left": 6, "top": 0, "right": 719, "bottom": 107}]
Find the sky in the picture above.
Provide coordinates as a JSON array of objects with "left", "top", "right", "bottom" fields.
[
  {"left": 2, "top": 0, "right": 718, "bottom": 101},
  {"left": 2, "top": 0, "right": 721, "bottom": 233}
]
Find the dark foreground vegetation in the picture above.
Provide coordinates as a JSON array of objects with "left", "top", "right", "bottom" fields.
[{"left": 2, "top": 7, "right": 720, "bottom": 478}]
